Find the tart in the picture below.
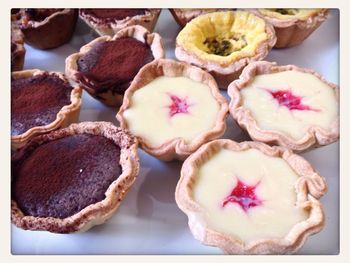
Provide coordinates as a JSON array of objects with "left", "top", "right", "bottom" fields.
[
  {"left": 18, "top": 8, "right": 78, "bottom": 49},
  {"left": 11, "top": 16, "right": 25, "bottom": 71},
  {"left": 11, "top": 69, "right": 82, "bottom": 149},
  {"left": 252, "top": 9, "right": 328, "bottom": 48},
  {"left": 116, "top": 59, "right": 229, "bottom": 161},
  {"left": 169, "top": 9, "right": 224, "bottom": 27},
  {"left": 175, "top": 139, "right": 327, "bottom": 254},
  {"left": 66, "top": 25, "right": 165, "bottom": 107},
  {"left": 175, "top": 10, "right": 276, "bottom": 88},
  {"left": 11, "top": 121, "right": 139, "bottom": 233},
  {"left": 228, "top": 61, "right": 339, "bottom": 152},
  {"left": 79, "top": 8, "right": 161, "bottom": 36}
]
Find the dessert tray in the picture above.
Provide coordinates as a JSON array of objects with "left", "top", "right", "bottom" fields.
[{"left": 11, "top": 9, "right": 339, "bottom": 255}]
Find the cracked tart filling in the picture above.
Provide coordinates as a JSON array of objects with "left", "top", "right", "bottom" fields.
[
  {"left": 122, "top": 76, "right": 220, "bottom": 148},
  {"left": 80, "top": 9, "right": 149, "bottom": 24},
  {"left": 258, "top": 9, "right": 323, "bottom": 21}
]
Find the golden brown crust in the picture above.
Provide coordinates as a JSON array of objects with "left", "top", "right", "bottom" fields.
[
  {"left": 65, "top": 25, "right": 165, "bottom": 107},
  {"left": 227, "top": 61, "right": 339, "bottom": 152},
  {"left": 11, "top": 121, "right": 139, "bottom": 233},
  {"left": 79, "top": 9, "right": 161, "bottom": 36},
  {"left": 19, "top": 9, "right": 78, "bottom": 50},
  {"left": 175, "top": 11, "right": 277, "bottom": 89},
  {"left": 11, "top": 69, "right": 82, "bottom": 150},
  {"left": 169, "top": 9, "right": 224, "bottom": 27},
  {"left": 175, "top": 139, "right": 326, "bottom": 254},
  {"left": 251, "top": 9, "right": 329, "bottom": 48},
  {"left": 116, "top": 58, "right": 229, "bottom": 161}
]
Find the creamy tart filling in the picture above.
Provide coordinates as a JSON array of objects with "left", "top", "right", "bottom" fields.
[
  {"left": 193, "top": 148, "right": 309, "bottom": 243},
  {"left": 123, "top": 76, "right": 220, "bottom": 147},
  {"left": 259, "top": 9, "right": 322, "bottom": 21},
  {"left": 240, "top": 70, "right": 338, "bottom": 140}
]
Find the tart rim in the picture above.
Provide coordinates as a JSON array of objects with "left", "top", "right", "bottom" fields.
[
  {"left": 227, "top": 61, "right": 339, "bottom": 152},
  {"left": 116, "top": 58, "right": 229, "bottom": 161},
  {"left": 11, "top": 69, "right": 82, "bottom": 149},
  {"left": 175, "top": 139, "right": 327, "bottom": 254},
  {"left": 11, "top": 121, "right": 139, "bottom": 233}
]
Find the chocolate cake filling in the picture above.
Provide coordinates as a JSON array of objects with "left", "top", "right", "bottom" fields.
[
  {"left": 23, "top": 8, "right": 64, "bottom": 23},
  {"left": 76, "top": 37, "right": 154, "bottom": 95},
  {"left": 81, "top": 8, "right": 148, "bottom": 24},
  {"left": 11, "top": 73, "right": 72, "bottom": 136},
  {"left": 12, "top": 134, "right": 122, "bottom": 219}
]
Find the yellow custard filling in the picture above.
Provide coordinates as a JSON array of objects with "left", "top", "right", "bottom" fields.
[
  {"left": 259, "top": 9, "right": 323, "bottom": 21},
  {"left": 176, "top": 11, "right": 268, "bottom": 66}
]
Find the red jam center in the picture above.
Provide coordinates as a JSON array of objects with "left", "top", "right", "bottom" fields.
[
  {"left": 167, "top": 94, "right": 191, "bottom": 117},
  {"left": 222, "top": 179, "right": 262, "bottom": 212},
  {"left": 268, "top": 89, "right": 316, "bottom": 111}
]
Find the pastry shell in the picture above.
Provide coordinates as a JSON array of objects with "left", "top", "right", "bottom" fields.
[
  {"left": 175, "top": 10, "right": 277, "bottom": 88},
  {"left": 65, "top": 25, "right": 165, "bottom": 107},
  {"left": 175, "top": 139, "right": 327, "bottom": 254},
  {"left": 169, "top": 9, "right": 224, "bottom": 27},
  {"left": 116, "top": 58, "right": 229, "bottom": 161},
  {"left": 251, "top": 9, "right": 329, "bottom": 48},
  {"left": 11, "top": 69, "right": 82, "bottom": 150},
  {"left": 19, "top": 9, "right": 78, "bottom": 50},
  {"left": 227, "top": 61, "right": 339, "bottom": 152},
  {"left": 11, "top": 17, "right": 25, "bottom": 71},
  {"left": 11, "top": 121, "right": 140, "bottom": 233},
  {"left": 79, "top": 9, "right": 161, "bottom": 37}
]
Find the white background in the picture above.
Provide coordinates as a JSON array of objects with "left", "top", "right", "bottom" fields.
[{"left": 11, "top": 9, "right": 339, "bottom": 255}]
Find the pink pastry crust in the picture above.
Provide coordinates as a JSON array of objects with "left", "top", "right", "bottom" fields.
[
  {"left": 11, "top": 121, "right": 139, "bottom": 233},
  {"left": 175, "top": 139, "right": 327, "bottom": 254},
  {"left": 175, "top": 11, "right": 277, "bottom": 89},
  {"left": 19, "top": 9, "right": 78, "bottom": 50},
  {"left": 227, "top": 61, "right": 339, "bottom": 152},
  {"left": 65, "top": 25, "right": 165, "bottom": 107},
  {"left": 11, "top": 69, "right": 82, "bottom": 150},
  {"left": 251, "top": 9, "right": 329, "bottom": 48},
  {"left": 116, "top": 58, "right": 229, "bottom": 161},
  {"left": 169, "top": 9, "right": 224, "bottom": 27},
  {"left": 11, "top": 17, "right": 26, "bottom": 71},
  {"left": 79, "top": 9, "right": 161, "bottom": 36}
]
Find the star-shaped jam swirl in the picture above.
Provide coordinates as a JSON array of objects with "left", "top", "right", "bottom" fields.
[
  {"left": 167, "top": 94, "right": 191, "bottom": 117},
  {"left": 222, "top": 178, "right": 262, "bottom": 212}
]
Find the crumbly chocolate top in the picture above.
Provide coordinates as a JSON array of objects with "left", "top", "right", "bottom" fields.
[
  {"left": 76, "top": 37, "right": 154, "bottom": 95},
  {"left": 23, "top": 8, "right": 64, "bottom": 22},
  {"left": 12, "top": 133, "right": 122, "bottom": 219},
  {"left": 11, "top": 73, "right": 72, "bottom": 136},
  {"left": 81, "top": 8, "right": 148, "bottom": 23}
]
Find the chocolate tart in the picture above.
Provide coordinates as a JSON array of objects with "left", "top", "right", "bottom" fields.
[
  {"left": 169, "top": 9, "right": 224, "bottom": 27},
  {"left": 175, "top": 10, "right": 276, "bottom": 88},
  {"left": 228, "top": 61, "right": 339, "bottom": 152},
  {"left": 11, "top": 69, "right": 82, "bottom": 149},
  {"left": 116, "top": 59, "right": 229, "bottom": 161},
  {"left": 251, "top": 9, "right": 328, "bottom": 48},
  {"left": 176, "top": 139, "right": 327, "bottom": 254},
  {"left": 79, "top": 8, "right": 161, "bottom": 36},
  {"left": 66, "top": 25, "right": 165, "bottom": 107},
  {"left": 11, "top": 121, "right": 139, "bottom": 233},
  {"left": 11, "top": 16, "right": 25, "bottom": 71},
  {"left": 19, "top": 8, "right": 78, "bottom": 49}
]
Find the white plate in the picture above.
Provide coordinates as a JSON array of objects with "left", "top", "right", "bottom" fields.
[{"left": 11, "top": 9, "right": 339, "bottom": 255}]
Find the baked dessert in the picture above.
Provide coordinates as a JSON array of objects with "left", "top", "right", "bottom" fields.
[
  {"left": 79, "top": 8, "right": 161, "bottom": 36},
  {"left": 11, "top": 121, "right": 139, "bottom": 233},
  {"left": 169, "top": 9, "right": 224, "bottom": 27},
  {"left": 252, "top": 9, "right": 328, "bottom": 48},
  {"left": 175, "top": 139, "right": 327, "bottom": 254},
  {"left": 66, "top": 25, "right": 165, "bottom": 107},
  {"left": 18, "top": 8, "right": 78, "bottom": 49},
  {"left": 11, "top": 16, "right": 25, "bottom": 71},
  {"left": 175, "top": 10, "right": 276, "bottom": 88},
  {"left": 116, "top": 59, "right": 228, "bottom": 161},
  {"left": 228, "top": 61, "right": 339, "bottom": 152},
  {"left": 11, "top": 69, "right": 82, "bottom": 149}
]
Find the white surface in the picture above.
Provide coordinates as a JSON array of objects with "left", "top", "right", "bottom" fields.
[{"left": 11, "top": 9, "right": 339, "bottom": 255}]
